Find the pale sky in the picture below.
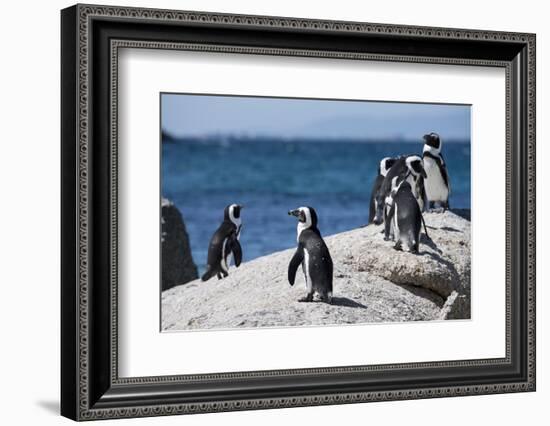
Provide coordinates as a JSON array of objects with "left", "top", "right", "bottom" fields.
[{"left": 161, "top": 93, "right": 470, "bottom": 141}]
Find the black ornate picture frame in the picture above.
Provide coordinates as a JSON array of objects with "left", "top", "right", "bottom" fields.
[{"left": 61, "top": 4, "right": 536, "bottom": 421}]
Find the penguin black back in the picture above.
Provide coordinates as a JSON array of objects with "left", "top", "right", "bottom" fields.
[
  {"left": 369, "top": 157, "right": 397, "bottom": 224},
  {"left": 201, "top": 204, "right": 243, "bottom": 282},
  {"left": 373, "top": 155, "right": 427, "bottom": 227},
  {"left": 372, "top": 156, "right": 408, "bottom": 225},
  {"left": 386, "top": 179, "right": 423, "bottom": 253}
]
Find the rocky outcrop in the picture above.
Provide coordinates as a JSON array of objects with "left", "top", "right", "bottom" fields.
[
  {"left": 348, "top": 211, "right": 471, "bottom": 319},
  {"left": 162, "top": 210, "right": 470, "bottom": 330},
  {"left": 161, "top": 198, "right": 198, "bottom": 291}
]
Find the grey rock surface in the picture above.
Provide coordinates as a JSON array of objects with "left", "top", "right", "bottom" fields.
[
  {"left": 161, "top": 198, "right": 198, "bottom": 291},
  {"left": 162, "top": 210, "right": 470, "bottom": 330}
]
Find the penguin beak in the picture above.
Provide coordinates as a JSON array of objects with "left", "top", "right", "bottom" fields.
[{"left": 288, "top": 209, "right": 301, "bottom": 217}]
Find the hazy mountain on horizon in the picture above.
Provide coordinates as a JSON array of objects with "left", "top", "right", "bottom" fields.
[
  {"left": 161, "top": 131, "right": 469, "bottom": 144},
  {"left": 162, "top": 94, "right": 471, "bottom": 142}
]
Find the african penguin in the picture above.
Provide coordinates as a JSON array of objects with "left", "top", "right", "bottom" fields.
[
  {"left": 372, "top": 155, "right": 427, "bottom": 241},
  {"left": 422, "top": 132, "right": 451, "bottom": 211},
  {"left": 201, "top": 204, "right": 243, "bottom": 282},
  {"left": 369, "top": 157, "right": 397, "bottom": 224},
  {"left": 405, "top": 155, "right": 428, "bottom": 212},
  {"left": 384, "top": 176, "right": 429, "bottom": 253},
  {"left": 288, "top": 207, "right": 333, "bottom": 303}
]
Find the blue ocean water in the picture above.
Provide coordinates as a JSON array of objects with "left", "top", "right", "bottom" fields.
[{"left": 162, "top": 140, "right": 470, "bottom": 273}]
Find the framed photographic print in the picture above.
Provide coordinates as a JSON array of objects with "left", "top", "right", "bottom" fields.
[{"left": 61, "top": 4, "right": 536, "bottom": 421}]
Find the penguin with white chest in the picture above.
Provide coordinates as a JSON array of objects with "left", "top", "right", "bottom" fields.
[
  {"left": 422, "top": 132, "right": 451, "bottom": 211},
  {"left": 368, "top": 157, "right": 397, "bottom": 224},
  {"left": 288, "top": 207, "right": 333, "bottom": 303},
  {"left": 201, "top": 204, "right": 243, "bottom": 282}
]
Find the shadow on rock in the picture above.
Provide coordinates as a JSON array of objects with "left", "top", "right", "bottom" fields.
[
  {"left": 330, "top": 297, "right": 368, "bottom": 309},
  {"left": 439, "top": 226, "right": 461, "bottom": 233},
  {"left": 394, "top": 283, "right": 445, "bottom": 308},
  {"left": 421, "top": 251, "right": 462, "bottom": 297},
  {"left": 420, "top": 235, "right": 443, "bottom": 254}
]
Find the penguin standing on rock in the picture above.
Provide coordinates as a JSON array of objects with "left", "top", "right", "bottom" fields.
[
  {"left": 422, "top": 132, "right": 451, "bottom": 211},
  {"left": 288, "top": 207, "right": 333, "bottom": 303},
  {"left": 369, "top": 157, "right": 397, "bottom": 224},
  {"left": 201, "top": 204, "right": 243, "bottom": 282},
  {"left": 372, "top": 155, "right": 427, "bottom": 233},
  {"left": 385, "top": 176, "right": 430, "bottom": 253}
]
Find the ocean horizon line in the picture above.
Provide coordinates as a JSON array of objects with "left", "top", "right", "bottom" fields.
[{"left": 162, "top": 131, "right": 470, "bottom": 145}]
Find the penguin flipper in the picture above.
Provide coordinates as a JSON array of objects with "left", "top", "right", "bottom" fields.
[
  {"left": 288, "top": 246, "right": 304, "bottom": 286},
  {"left": 201, "top": 267, "right": 214, "bottom": 282},
  {"left": 229, "top": 237, "right": 242, "bottom": 267},
  {"left": 437, "top": 153, "right": 451, "bottom": 193},
  {"left": 384, "top": 203, "right": 395, "bottom": 241},
  {"left": 368, "top": 194, "right": 375, "bottom": 224},
  {"left": 418, "top": 176, "right": 428, "bottom": 212}
]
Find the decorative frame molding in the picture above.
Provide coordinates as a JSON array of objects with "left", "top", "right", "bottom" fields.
[{"left": 61, "top": 4, "right": 536, "bottom": 421}]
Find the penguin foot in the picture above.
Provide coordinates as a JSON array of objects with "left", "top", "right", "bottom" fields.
[
  {"left": 298, "top": 295, "right": 314, "bottom": 303},
  {"left": 393, "top": 242, "right": 403, "bottom": 251}
]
